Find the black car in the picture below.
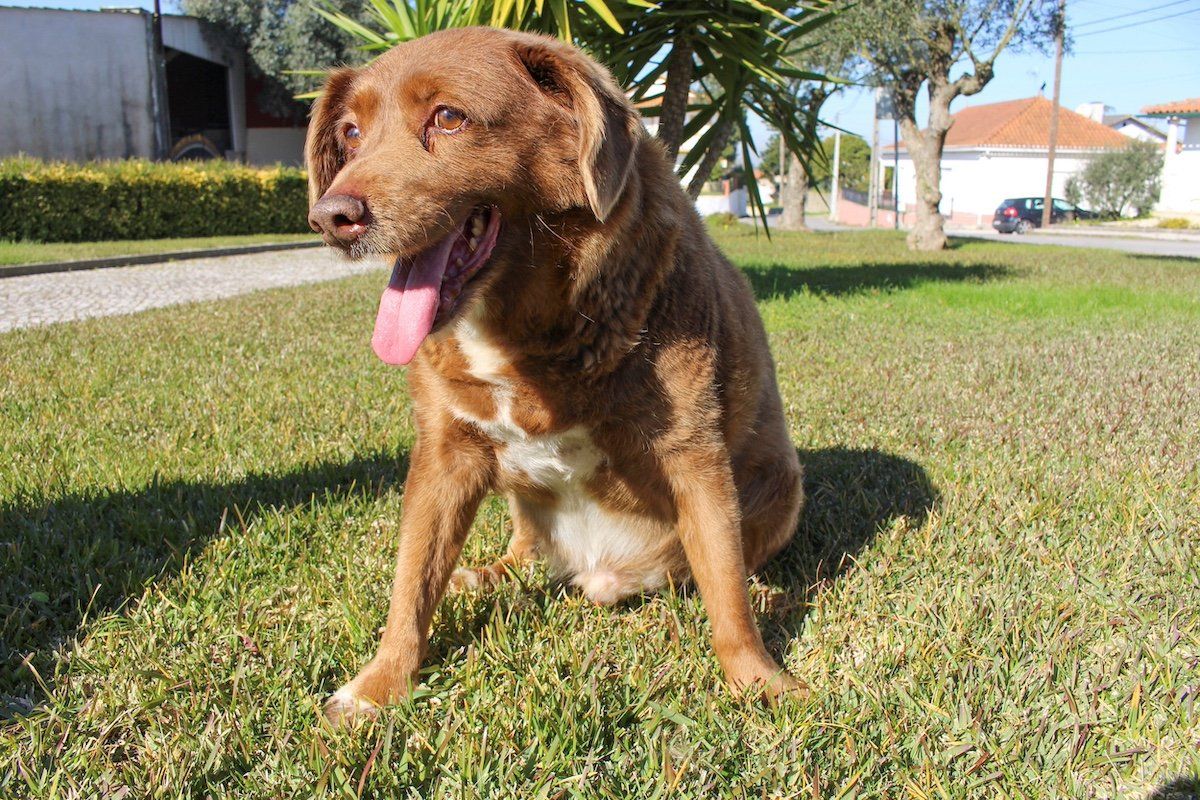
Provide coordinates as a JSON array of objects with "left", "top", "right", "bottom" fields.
[{"left": 992, "top": 197, "right": 1094, "bottom": 234}]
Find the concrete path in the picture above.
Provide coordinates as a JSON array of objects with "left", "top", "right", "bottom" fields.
[{"left": 0, "top": 248, "right": 386, "bottom": 333}]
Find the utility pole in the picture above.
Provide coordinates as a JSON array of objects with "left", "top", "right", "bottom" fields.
[
  {"left": 830, "top": 129, "right": 841, "bottom": 223},
  {"left": 1042, "top": 0, "right": 1066, "bottom": 228},
  {"left": 149, "top": 0, "right": 171, "bottom": 161},
  {"left": 893, "top": 116, "right": 900, "bottom": 230},
  {"left": 778, "top": 125, "right": 786, "bottom": 213},
  {"left": 868, "top": 90, "right": 880, "bottom": 228}
]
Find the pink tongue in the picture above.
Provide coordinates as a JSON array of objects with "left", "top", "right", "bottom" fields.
[{"left": 371, "top": 232, "right": 458, "bottom": 366}]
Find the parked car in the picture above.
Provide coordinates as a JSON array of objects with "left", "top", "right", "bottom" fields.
[{"left": 992, "top": 197, "right": 1094, "bottom": 234}]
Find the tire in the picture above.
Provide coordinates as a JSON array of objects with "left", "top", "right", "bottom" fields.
[
  {"left": 1015, "top": 219, "right": 1032, "bottom": 235},
  {"left": 169, "top": 134, "right": 221, "bottom": 162}
]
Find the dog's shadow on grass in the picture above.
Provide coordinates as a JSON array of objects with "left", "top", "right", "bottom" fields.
[
  {"left": 0, "top": 451, "right": 410, "bottom": 718},
  {"left": 2, "top": 444, "right": 934, "bottom": 718},
  {"left": 757, "top": 447, "right": 938, "bottom": 648},
  {"left": 744, "top": 261, "right": 1008, "bottom": 301}
]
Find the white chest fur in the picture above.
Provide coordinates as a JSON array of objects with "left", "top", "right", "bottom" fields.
[
  {"left": 451, "top": 316, "right": 606, "bottom": 488},
  {"left": 449, "top": 317, "right": 670, "bottom": 603}
]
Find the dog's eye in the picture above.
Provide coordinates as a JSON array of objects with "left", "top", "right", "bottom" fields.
[
  {"left": 343, "top": 124, "right": 362, "bottom": 147},
  {"left": 434, "top": 107, "right": 466, "bottom": 132}
]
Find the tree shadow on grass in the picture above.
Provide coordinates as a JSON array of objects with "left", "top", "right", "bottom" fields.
[
  {"left": 1128, "top": 252, "right": 1200, "bottom": 265},
  {"left": 743, "top": 261, "right": 1008, "bottom": 301},
  {"left": 0, "top": 451, "right": 410, "bottom": 718},
  {"left": 1146, "top": 777, "right": 1200, "bottom": 800},
  {"left": 757, "top": 447, "right": 938, "bottom": 650}
]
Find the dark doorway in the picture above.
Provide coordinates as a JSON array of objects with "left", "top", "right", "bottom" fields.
[{"left": 164, "top": 48, "right": 230, "bottom": 160}]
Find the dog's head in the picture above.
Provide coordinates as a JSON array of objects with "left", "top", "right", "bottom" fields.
[{"left": 305, "top": 27, "right": 642, "bottom": 365}]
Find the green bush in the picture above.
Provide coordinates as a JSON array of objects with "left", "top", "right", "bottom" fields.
[
  {"left": 1063, "top": 141, "right": 1163, "bottom": 220},
  {"left": 1157, "top": 217, "right": 1194, "bottom": 230},
  {"left": 0, "top": 157, "right": 310, "bottom": 242},
  {"left": 706, "top": 211, "right": 741, "bottom": 228}
]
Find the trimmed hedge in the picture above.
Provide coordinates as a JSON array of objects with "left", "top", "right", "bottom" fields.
[{"left": 0, "top": 158, "right": 310, "bottom": 243}]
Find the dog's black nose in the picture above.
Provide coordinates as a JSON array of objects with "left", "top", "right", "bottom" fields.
[{"left": 309, "top": 193, "right": 368, "bottom": 246}]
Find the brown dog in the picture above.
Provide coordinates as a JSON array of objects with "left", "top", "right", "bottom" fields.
[{"left": 306, "top": 27, "right": 804, "bottom": 725}]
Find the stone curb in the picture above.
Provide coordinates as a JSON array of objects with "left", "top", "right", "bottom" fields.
[{"left": 0, "top": 239, "right": 324, "bottom": 280}]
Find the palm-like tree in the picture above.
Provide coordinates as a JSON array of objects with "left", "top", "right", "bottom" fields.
[{"left": 316, "top": 0, "right": 838, "bottom": 226}]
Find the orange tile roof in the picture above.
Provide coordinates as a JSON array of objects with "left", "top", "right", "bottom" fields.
[
  {"left": 1142, "top": 98, "right": 1200, "bottom": 116},
  {"left": 890, "top": 95, "right": 1129, "bottom": 151}
]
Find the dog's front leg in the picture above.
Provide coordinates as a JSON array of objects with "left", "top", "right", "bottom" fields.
[
  {"left": 324, "top": 434, "right": 494, "bottom": 726},
  {"left": 666, "top": 444, "right": 806, "bottom": 702}
]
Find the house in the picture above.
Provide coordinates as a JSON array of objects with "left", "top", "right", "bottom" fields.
[
  {"left": 0, "top": 6, "right": 307, "bottom": 165},
  {"left": 863, "top": 96, "right": 1129, "bottom": 228},
  {"left": 1141, "top": 98, "right": 1200, "bottom": 216},
  {"left": 1074, "top": 102, "right": 1166, "bottom": 144}
]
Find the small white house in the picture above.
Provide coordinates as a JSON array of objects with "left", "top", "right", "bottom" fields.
[
  {"left": 1142, "top": 98, "right": 1200, "bottom": 216},
  {"left": 885, "top": 96, "right": 1130, "bottom": 223},
  {"left": 1075, "top": 102, "right": 1166, "bottom": 144}
]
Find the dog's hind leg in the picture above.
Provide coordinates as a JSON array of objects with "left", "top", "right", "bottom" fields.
[
  {"left": 738, "top": 453, "right": 804, "bottom": 576},
  {"left": 448, "top": 494, "right": 539, "bottom": 593}
]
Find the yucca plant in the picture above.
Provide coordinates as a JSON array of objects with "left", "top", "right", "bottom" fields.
[
  {"left": 594, "top": 0, "right": 839, "bottom": 224},
  {"left": 315, "top": 0, "right": 628, "bottom": 49},
  {"left": 313, "top": 0, "right": 841, "bottom": 229}
]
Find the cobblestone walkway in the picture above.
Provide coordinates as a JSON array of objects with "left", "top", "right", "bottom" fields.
[{"left": 0, "top": 248, "right": 386, "bottom": 332}]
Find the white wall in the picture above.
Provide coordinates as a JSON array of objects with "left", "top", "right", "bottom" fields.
[
  {"left": 696, "top": 189, "right": 747, "bottom": 217},
  {"left": 0, "top": 8, "right": 157, "bottom": 160},
  {"left": 894, "top": 149, "right": 1103, "bottom": 216},
  {"left": 1112, "top": 120, "right": 1164, "bottom": 143},
  {"left": 1160, "top": 118, "right": 1200, "bottom": 214},
  {"left": 246, "top": 128, "right": 306, "bottom": 167}
]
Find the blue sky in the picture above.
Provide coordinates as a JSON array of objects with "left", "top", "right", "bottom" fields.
[{"left": 9, "top": 0, "right": 1199, "bottom": 150}]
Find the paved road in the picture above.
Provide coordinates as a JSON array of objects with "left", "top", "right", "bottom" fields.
[
  {"left": 950, "top": 229, "right": 1200, "bottom": 259},
  {"left": 804, "top": 215, "right": 1200, "bottom": 258},
  {"left": 0, "top": 248, "right": 386, "bottom": 333}
]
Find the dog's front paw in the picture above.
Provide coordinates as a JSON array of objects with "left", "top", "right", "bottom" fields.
[
  {"left": 321, "top": 659, "right": 413, "bottom": 728},
  {"left": 446, "top": 566, "right": 483, "bottom": 593},
  {"left": 726, "top": 658, "right": 810, "bottom": 706},
  {"left": 323, "top": 687, "right": 379, "bottom": 728}
]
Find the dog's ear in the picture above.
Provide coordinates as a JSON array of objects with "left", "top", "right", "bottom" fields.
[
  {"left": 514, "top": 41, "right": 641, "bottom": 222},
  {"left": 305, "top": 68, "right": 358, "bottom": 206}
]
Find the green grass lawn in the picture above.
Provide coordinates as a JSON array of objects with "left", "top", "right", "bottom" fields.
[
  {"left": 1, "top": 228, "right": 1197, "bottom": 798},
  {"left": 0, "top": 234, "right": 319, "bottom": 266}
]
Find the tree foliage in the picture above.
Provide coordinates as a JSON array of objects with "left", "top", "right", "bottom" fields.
[
  {"left": 1065, "top": 141, "right": 1162, "bottom": 219},
  {"left": 592, "top": 0, "right": 836, "bottom": 219},
  {"left": 761, "top": 133, "right": 869, "bottom": 194},
  {"left": 180, "top": 0, "right": 369, "bottom": 121}
]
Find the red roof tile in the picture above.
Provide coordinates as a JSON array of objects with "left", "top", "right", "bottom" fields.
[
  {"left": 1142, "top": 98, "right": 1200, "bottom": 116},
  {"left": 891, "top": 96, "right": 1129, "bottom": 151}
]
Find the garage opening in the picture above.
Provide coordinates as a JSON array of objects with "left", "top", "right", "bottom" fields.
[{"left": 164, "top": 48, "right": 230, "bottom": 160}]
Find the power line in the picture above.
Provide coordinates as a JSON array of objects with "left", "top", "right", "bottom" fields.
[
  {"left": 1075, "top": 46, "right": 1200, "bottom": 54},
  {"left": 1073, "top": 0, "right": 1196, "bottom": 29},
  {"left": 1076, "top": 6, "right": 1200, "bottom": 37}
]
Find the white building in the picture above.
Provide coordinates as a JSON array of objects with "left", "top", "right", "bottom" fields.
[
  {"left": 1074, "top": 102, "right": 1166, "bottom": 144},
  {"left": 1142, "top": 98, "right": 1200, "bottom": 216},
  {"left": 0, "top": 6, "right": 308, "bottom": 165},
  {"left": 885, "top": 96, "right": 1130, "bottom": 224}
]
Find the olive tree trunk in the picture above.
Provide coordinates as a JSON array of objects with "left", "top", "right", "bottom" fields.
[
  {"left": 779, "top": 153, "right": 808, "bottom": 230},
  {"left": 897, "top": 83, "right": 956, "bottom": 252}
]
